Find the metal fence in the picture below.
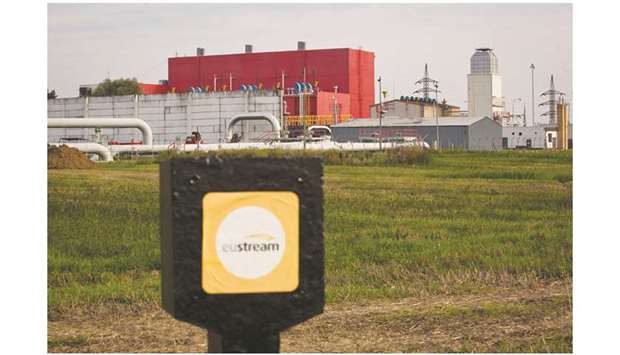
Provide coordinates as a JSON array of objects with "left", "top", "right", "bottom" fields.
[{"left": 285, "top": 114, "right": 352, "bottom": 127}]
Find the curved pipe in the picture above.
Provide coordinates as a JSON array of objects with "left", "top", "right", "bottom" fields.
[
  {"left": 308, "top": 125, "right": 332, "bottom": 135},
  {"left": 48, "top": 118, "right": 153, "bottom": 146},
  {"left": 226, "top": 112, "right": 281, "bottom": 142},
  {"left": 51, "top": 143, "right": 113, "bottom": 162}
]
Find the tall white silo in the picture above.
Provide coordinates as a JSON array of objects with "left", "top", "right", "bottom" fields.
[{"left": 467, "top": 48, "right": 505, "bottom": 118}]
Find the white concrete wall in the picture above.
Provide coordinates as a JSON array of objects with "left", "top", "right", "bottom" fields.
[{"left": 48, "top": 91, "right": 282, "bottom": 144}]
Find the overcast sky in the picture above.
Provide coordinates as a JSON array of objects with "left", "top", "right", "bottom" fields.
[{"left": 48, "top": 3, "right": 571, "bottom": 118}]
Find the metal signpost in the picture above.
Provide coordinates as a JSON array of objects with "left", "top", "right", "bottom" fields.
[
  {"left": 160, "top": 156, "right": 324, "bottom": 353},
  {"left": 530, "top": 63, "right": 535, "bottom": 127},
  {"left": 377, "top": 76, "right": 383, "bottom": 150}
]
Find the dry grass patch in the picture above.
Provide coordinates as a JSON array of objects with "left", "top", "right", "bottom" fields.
[{"left": 49, "top": 281, "right": 571, "bottom": 353}]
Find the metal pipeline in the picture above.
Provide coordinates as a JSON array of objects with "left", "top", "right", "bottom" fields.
[
  {"left": 48, "top": 118, "right": 153, "bottom": 146},
  {"left": 108, "top": 144, "right": 170, "bottom": 156},
  {"left": 226, "top": 112, "right": 281, "bottom": 141},
  {"left": 55, "top": 141, "right": 424, "bottom": 161},
  {"left": 105, "top": 141, "right": 424, "bottom": 156}
]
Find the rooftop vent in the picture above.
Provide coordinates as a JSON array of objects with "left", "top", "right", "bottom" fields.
[
  {"left": 297, "top": 41, "right": 306, "bottom": 50},
  {"left": 196, "top": 47, "right": 205, "bottom": 56},
  {"left": 245, "top": 44, "right": 253, "bottom": 53}
]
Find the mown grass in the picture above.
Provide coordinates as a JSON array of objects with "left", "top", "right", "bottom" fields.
[
  {"left": 48, "top": 149, "right": 572, "bottom": 310},
  {"left": 47, "top": 335, "right": 90, "bottom": 348}
]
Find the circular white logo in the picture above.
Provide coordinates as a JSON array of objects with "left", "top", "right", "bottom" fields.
[{"left": 215, "top": 206, "right": 285, "bottom": 279}]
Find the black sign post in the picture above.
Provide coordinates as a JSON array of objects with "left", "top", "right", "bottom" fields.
[{"left": 160, "top": 156, "right": 324, "bottom": 353}]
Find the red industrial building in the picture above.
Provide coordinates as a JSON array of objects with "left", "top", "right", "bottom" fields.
[
  {"left": 139, "top": 83, "right": 169, "bottom": 95},
  {"left": 141, "top": 44, "right": 375, "bottom": 119}
]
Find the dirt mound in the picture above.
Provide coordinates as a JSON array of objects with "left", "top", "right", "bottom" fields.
[{"left": 48, "top": 145, "right": 96, "bottom": 169}]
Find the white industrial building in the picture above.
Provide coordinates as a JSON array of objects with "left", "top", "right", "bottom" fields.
[
  {"left": 332, "top": 116, "right": 503, "bottom": 151},
  {"left": 467, "top": 48, "right": 505, "bottom": 119},
  {"left": 502, "top": 126, "right": 547, "bottom": 149},
  {"left": 502, "top": 124, "right": 573, "bottom": 149},
  {"left": 47, "top": 91, "right": 282, "bottom": 144}
]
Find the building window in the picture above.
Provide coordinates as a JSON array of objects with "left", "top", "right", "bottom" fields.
[
  {"left": 548, "top": 133, "right": 552, "bottom": 143},
  {"left": 511, "top": 132, "right": 515, "bottom": 135},
  {"left": 518, "top": 132, "right": 522, "bottom": 136}
]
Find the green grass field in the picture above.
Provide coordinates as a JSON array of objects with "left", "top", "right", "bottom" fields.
[{"left": 48, "top": 149, "right": 572, "bottom": 352}]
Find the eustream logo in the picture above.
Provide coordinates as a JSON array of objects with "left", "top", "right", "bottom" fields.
[
  {"left": 202, "top": 191, "right": 299, "bottom": 293},
  {"left": 215, "top": 206, "right": 286, "bottom": 279},
  {"left": 221, "top": 234, "right": 280, "bottom": 253}
]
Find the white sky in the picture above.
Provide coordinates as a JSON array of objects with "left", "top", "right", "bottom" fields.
[{"left": 48, "top": 3, "right": 572, "bottom": 118}]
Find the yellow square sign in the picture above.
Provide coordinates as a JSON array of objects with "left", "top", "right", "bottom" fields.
[{"left": 202, "top": 191, "right": 300, "bottom": 294}]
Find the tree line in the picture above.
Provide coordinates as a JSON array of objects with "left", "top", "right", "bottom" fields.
[{"left": 48, "top": 77, "right": 142, "bottom": 99}]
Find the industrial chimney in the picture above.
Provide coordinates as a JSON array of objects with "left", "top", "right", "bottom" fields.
[
  {"left": 297, "top": 41, "right": 306, "bottom": 50},
  {"left": 196, "top": 47, "right": 205, "bottom": 56},
  {"left": 245, "top": 44, "right": 253, "bottom": 53}
]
